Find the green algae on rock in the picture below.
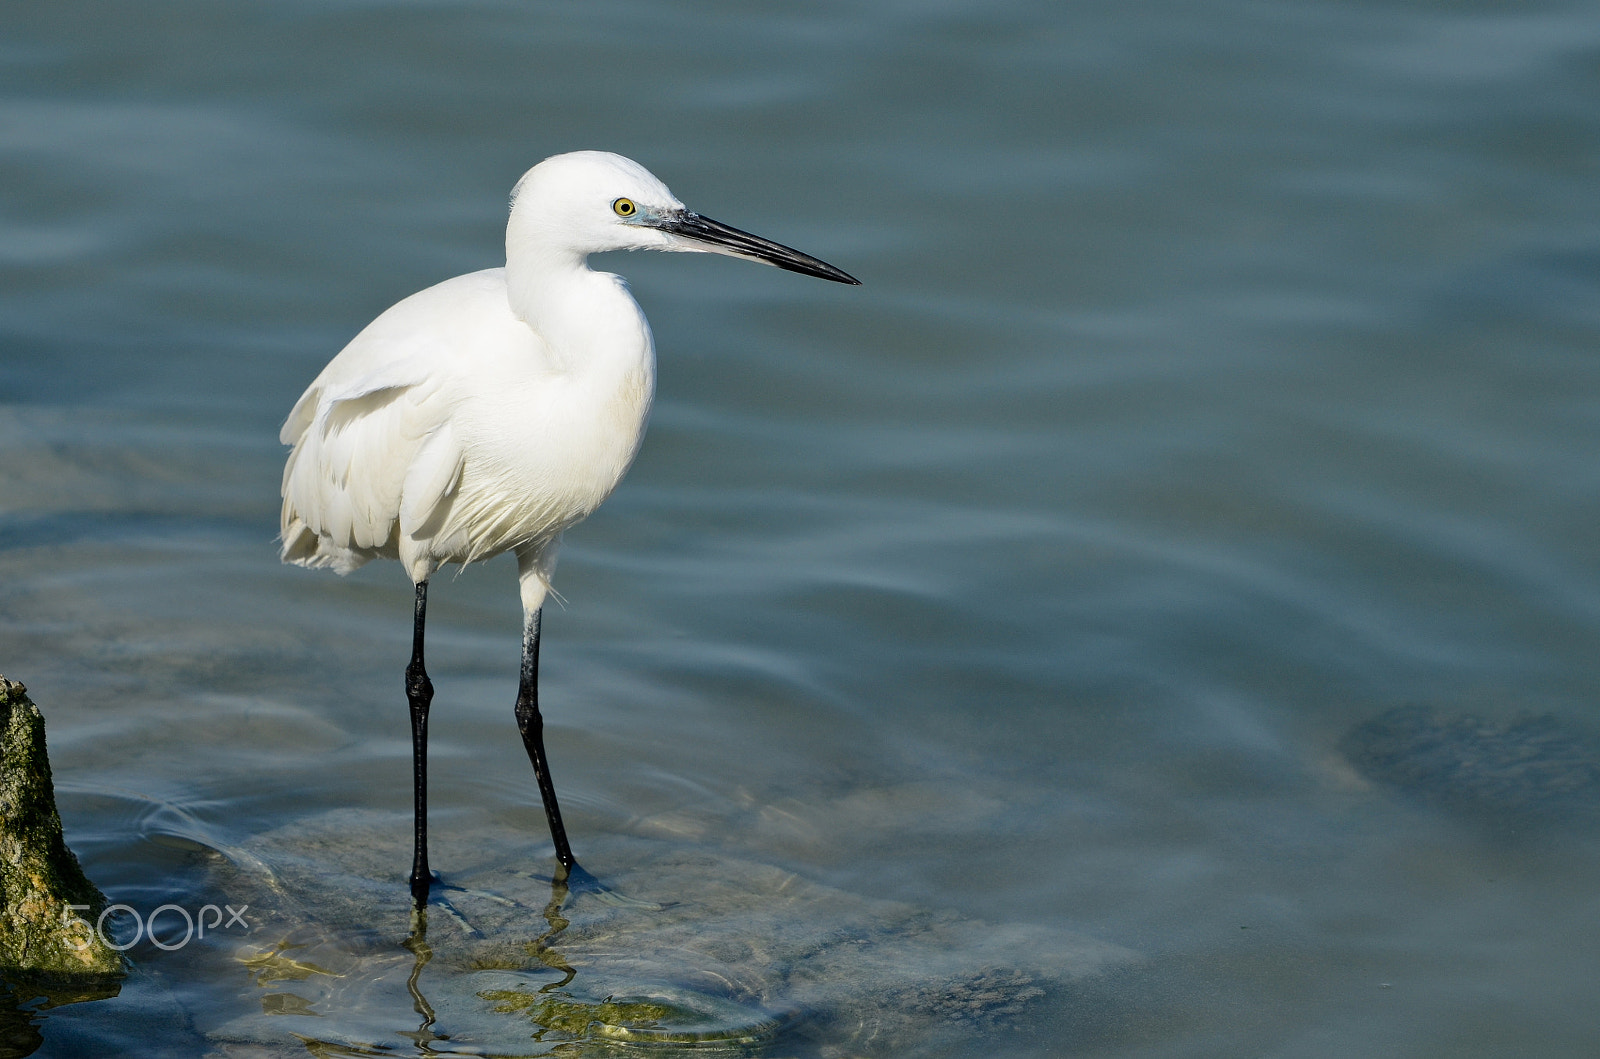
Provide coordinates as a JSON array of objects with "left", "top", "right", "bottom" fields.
[{"left": 0, "top": 675, "right": 124, "bottom": 984}]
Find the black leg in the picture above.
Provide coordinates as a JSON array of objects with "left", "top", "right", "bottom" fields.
[
  {"left": 406, "top": 580, "right": 434, "bottom": 906},
  {"left": 513, "top": 607, "right": 576, "bottom": 871}
]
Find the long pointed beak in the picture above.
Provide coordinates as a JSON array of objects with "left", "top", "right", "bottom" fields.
[{"left": 651, "top": 211, "right": 861, "bottom": 285}]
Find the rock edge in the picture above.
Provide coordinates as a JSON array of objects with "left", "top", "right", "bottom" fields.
[{"left": 0, "top": 674, "right": 123, "bottom": 983}]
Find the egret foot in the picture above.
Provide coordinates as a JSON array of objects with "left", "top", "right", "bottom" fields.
[{"left": 551, "top": 860, "right": 665, "bottom": 911}]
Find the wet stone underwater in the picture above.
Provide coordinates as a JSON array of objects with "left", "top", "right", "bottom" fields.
[
  {"left": 223, "top": 708, "right": 1600, "bottom": 1058},
  {"left": 14, "top": 697, "right": 1600, "bottom": 1057},
  {"left": 207, "top": 812, "right": 1134, "bottom": 1056},
  {"left": 19, "top": 760, "right": 1142, "bottom": 1057}
]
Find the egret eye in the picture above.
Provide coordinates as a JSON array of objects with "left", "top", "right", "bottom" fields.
[{"left": 612, "top": 197, "right": 637, "bottom": 218}]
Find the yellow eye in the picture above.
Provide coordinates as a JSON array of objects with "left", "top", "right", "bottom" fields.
[{"left": 612, "top": 197, "right": 637, "bottom": 217}]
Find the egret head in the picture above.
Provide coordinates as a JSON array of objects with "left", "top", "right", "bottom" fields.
[{"left": 508, "top": 151, "right": 860, "bottom": 284}]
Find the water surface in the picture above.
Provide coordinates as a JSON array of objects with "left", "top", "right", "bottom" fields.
[{"left": 4, "top": 1, "right": 1600, "bottom": 1055}]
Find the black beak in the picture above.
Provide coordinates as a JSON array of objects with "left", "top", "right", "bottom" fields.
[{"left": 652, "top": 211, "right": 861, "bottom": 285}]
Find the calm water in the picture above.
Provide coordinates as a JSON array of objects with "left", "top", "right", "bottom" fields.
[{"left": 4, "top": 0, "right": 1600, "bottom": 1055}]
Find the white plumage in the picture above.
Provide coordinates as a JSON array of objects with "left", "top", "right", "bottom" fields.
[
  {"left": 281, "top": 153, "right": 673, "bottom": 613},
  {"left": 277, "top": 150, "right": 857, "bottom": 901}
]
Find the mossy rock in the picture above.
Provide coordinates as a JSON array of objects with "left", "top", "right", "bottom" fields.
[{"left": 0, "top": 676, "right": 124, "bottom": 987}]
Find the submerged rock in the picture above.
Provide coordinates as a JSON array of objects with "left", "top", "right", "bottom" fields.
[
  {"left": 0, "top": 676, "right": 123, "bottom": 986},
  {"left": 1341, "top": 705, "right": 1600, "bottom": 821},
  {"left": 204, "top": 808, "right": 1137, "bottom": 1057}
]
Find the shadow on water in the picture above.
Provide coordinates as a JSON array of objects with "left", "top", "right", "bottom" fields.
[
  {"left": 0, "top": 980, "right": 44, "bottom": 1059},
  {"left": 0, "top": 974, "right": 121, "bottom": 1059}
]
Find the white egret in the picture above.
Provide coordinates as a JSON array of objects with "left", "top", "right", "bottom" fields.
[{"left": 279, "top": 151, "right": 858, "bottom": 904}]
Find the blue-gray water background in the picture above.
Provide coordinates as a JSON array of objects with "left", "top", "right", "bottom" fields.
[{"left": 4, "top": 1, "right": 1600, "bottom": 1055}]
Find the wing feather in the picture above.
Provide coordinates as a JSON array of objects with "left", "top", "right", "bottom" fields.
[
  {"left": 399, "top": 420, "right": 465, "bottom": 543},
  {"left": 278, "top": 267, "right": 553, "bottom": 580},
  {"left": 279, "top": 356, "right": 455, "bottom": 572}
]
